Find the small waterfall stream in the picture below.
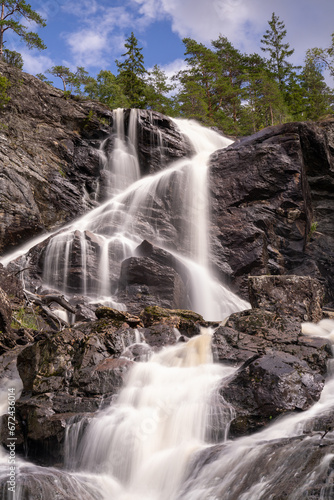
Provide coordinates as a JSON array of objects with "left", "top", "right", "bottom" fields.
[{"left": 1, "top": 323, "right": 334, "bottom": 499}]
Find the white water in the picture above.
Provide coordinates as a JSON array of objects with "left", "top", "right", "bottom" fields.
[
  {"left": 0, "top": 109, "right": 249, "bottom": 320},
  {"left": 3, "top": 110, "right": 334, "bottom": 498},
  {"left": 65, "top": 329, "right": 236, "bottom": 500}
]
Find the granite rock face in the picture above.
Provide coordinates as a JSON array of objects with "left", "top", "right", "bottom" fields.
[
  {"left": 209, "top": 120, "right": 334, "bottom": 306},
  {"left": 0, "top": 63, "right": 191, "bottom": 257},
  {"left": 248, "top": 275, "right": 324, "bottom": 322}
]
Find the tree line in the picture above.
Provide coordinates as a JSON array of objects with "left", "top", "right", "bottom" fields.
[{"left": 0, "top": 2, "right": 333, "bottom": 135}]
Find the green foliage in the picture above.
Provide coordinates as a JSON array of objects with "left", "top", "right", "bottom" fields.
[
  {"left": 3, "top": 48, "right": 22, "bottom": 68},
  {"left": 0, "top": 1, "right": 46, "bottom": 59},
  {"left": 260, "top": 12, "right": 295, "bottom": 90},
  {"left": 116, "top": 32, "right": 147, "bottom": 108},
  {"left": 145, "top": 64, "right": 175, "bottom": 115},
  {"left": 47, "top": 65, "right": 90, "bottom": 94},
  {"left": 11, "top": 306, "right": 38, "bottom": 330},
  {"left": 301, "top": 56, "right": 334, "bottom": 120},
  {"left": 84, "top": 70, "right": 129, "bottom": 108},
  {"left": 0, "top": 74, "right": 10, "bottom": 108},
  {"left": 36, "top": 23, "right": 334, "bottom": 136},
  {"left": 309, "top": 221, "right": 318, "bottom": 238}
]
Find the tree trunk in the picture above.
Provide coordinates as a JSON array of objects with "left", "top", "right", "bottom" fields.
[{"left": 0, "top": 2, "right": 5, "bottom": 60}]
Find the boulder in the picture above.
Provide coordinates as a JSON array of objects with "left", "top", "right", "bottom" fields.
[
  {"left": 221, "top": 352, "right": 325, "bottom": 437},
  {"left": 248, "top": 275, "right": 324, "bottom": 322},
  {"left": 209, "top": 120, "right": 334, "bottom": 305},
  {"left": 213, "top": 308, "right": 331, "bottom": 375},
  {"left": 118, "top": 255, "right": 189, "bottom": 313}
]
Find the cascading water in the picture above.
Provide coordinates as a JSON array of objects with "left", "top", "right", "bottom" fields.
[
  {"left": 3, "top": 111, "right": 334, "bottom": 498},
  {"left": 1, "top": 321, "right": 334, "bottom": 498},
  {"left": 2, "top": 108, "right": 248, "bottom": 320},
  {"left": 64, "top": 329, "right": 236, "bottom": 500}
]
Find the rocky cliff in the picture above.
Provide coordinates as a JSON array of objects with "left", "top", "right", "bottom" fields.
[
  {"left": 1, "top": 63, "right": 334, "bottom": 496},
  {"left": 0, "top": 62, "right": 191, "bottom": 256}
]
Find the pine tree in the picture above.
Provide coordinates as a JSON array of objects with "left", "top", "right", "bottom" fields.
[
  {"left": 116, "top": 32, "right": 147, "bottom": 108},
  {"left": 0, "top": 1, "right": 46, "bottom": 60},
  {"left": 47, "top": 65, "right": 72, "bottom": 92},
  {"left": 242, "top": 53, "right": 288, "bottom": 132},
  {"left": 260, "top": 12, "right": 295, "bottom": 91},
  {"left": 212, "top": 35, "right": 245, "bottom": 132},
  {"left": 180, "top": 38, "right": 222, "bottom": 123},
  {"left": 301, "top": 54, "right": 334, "bottom": 120},
  {"left": 47, "top": 66, "right": 90, "bottom": 94}
]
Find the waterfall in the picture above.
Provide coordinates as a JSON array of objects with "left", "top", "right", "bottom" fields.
[
  {"left": 64, "top": 329, "right": 236, "bottom": 500},
  {"left": 5, "top": 110, "right": 334, "bottom": 498},
  {"left": 1, "top": 109, "right": 248, "bottom": 320},
  {"left": 1, "top": 322, "right": 334, "bottom": 498}
]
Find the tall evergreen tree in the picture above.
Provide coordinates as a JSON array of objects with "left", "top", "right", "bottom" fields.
[
  {"left": 260, "top": 12, "right": 295, "bottom": 91},
  {"left": 116, "top": 32, "right": 147, "bottom": 108},
  {"left": 242, "top": 53, "right": 288, "bottom": 132},
  {"left": 180, "top": 38, "right": 222, "bottom": 123},
  {"left": 175, "top": 68, "right": 209, "bottom": 121},
  {"left": 0, "top": 1, "right": 46, "bottom": 60},
  {"left": 212, "top": 35, "right": 244, "bottom": 132},
  {"left": 301, "top": 54, "right": 334, "bottom": 120}
]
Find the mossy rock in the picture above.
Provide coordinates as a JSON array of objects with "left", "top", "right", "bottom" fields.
[
  {"left": 95, "top": 307, "right": 142, "bottom": 327},
  {"left": 140, "top": 305, "right": 204, "bottom": 325}
]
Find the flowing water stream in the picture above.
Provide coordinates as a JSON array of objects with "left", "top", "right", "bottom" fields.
[
  {"left": 1, "top": 109, "right": 248, "bottom": 320},
  {"left": 1, "top": 110, "right": 334, "bottom": 498}
]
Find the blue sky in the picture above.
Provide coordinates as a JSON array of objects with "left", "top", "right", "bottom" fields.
[{"left": 5, "top": 0, "right": 334, "bottom": 89}]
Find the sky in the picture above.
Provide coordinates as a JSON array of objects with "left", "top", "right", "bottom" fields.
[{"left": 4, "top": 0, "right": 334, "bottom": 89}]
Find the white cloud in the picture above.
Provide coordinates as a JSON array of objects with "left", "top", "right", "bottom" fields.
[
  {"left": 21, "top": 51, "right": 54, "bottom": 75},
  {"left": 132, "top": 0, "right": 334, "bottom": 66},
  {"left": 158, "top": 58, "right": 188, "bottom": 79}
]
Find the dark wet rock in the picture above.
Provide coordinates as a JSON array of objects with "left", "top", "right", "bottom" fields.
[
  {"left": 209, "top": 120, "right": 334, "bottom": 305},
  {"left": 135, "top": 110, "right": 193, "bottom": 175},
  {"left": 248, "top": 275, "right": 324, "bottom": 322},
  {"left": 11, "top": 319, "right": 137, "bottom": 464},
  {"left": 139, "top": 305, "right": 213, "bottom": 337},
  {"left": 95, "top": 306, "right": 143, "bottom": 327},
  {"left": 0, "top": 287, "right": 12, "bottom": 334},
  {"left": 0, "top": 62, "right": 110, "bottom": 255},
  {"left": 120, "top": 342, "right": 153, "bottom": 361},
  {"left": 213, "top": 308, "right": 331, "bottom": 375},
  {"left": 0, "top": 263, "right": 25, "bottom": 299},
  {"left": 0, "top": 462, "right": 104, "bottom": 498},
  {"left": 118, "top": 255, "right": 189, "bottom": 313},
  {"left": 221, "top": 351, "right": 325, "bottom": 437}
]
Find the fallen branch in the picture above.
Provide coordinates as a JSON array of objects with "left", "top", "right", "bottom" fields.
[
  {"left": 24, "top": 291, "right": 75, "bottom": 329},
  {"left": 24, "top": 291, "right": 76, "bottom": 314}
]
